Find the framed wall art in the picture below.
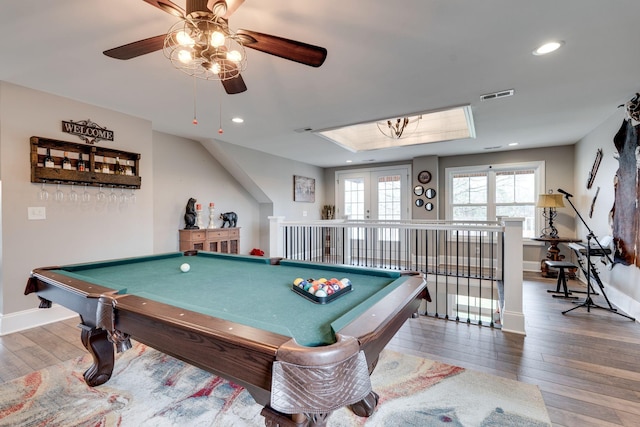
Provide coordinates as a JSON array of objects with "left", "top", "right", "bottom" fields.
[{"left": 294, "top": 175, "right": 315, "bottom": 202}]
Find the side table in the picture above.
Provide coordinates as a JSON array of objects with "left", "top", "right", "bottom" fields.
[{"left": 531, "top": 236, "right": 581, "bottom": 278}]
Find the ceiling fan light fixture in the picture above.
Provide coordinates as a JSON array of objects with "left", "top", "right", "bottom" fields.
[
  {"left": 178, "top": 49, "right": 193, "bottom": 63},
  {"left": 211, "top": 62, "right": 221, "bottom": 74},
  {"left": 176, "top": 31, "right": 195, "bottom": 47},
  {"left": 227, "top": 50, "right": 242, "bottom": 62},
  {"left": 210, "top": 31, "right": 226, "bottom": 47},
  {"left": 164, "top": 14, "right": 246, "bottom": 82}
]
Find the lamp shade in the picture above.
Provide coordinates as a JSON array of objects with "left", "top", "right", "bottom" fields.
[{"left": 536, "top": 194, "right": 565, "bottom": 208}]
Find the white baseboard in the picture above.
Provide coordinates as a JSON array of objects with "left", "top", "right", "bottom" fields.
[
  {"left": 591, "top": 281, "right": 640, "bottom": 322},
  {"left": 573, "top": 275, "right": 639, "bottom": 322},
  {"left": 501, "top": 310, "right": 526, "bottom": 335},
  {"left": 0, "top": 304, "right": 78, "bottom": 336}
]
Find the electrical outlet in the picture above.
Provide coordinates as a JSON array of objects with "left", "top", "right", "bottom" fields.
[{"left": 302, "top": 210, "right": 308, "bottom": 217}]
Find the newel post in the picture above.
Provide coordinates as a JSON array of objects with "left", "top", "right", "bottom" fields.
[
  {"left": 268, "top": 216, "right": 285, "bottom": 258},
  {"left": 499, "top": 217, "right": 526, "bottom": 335}
]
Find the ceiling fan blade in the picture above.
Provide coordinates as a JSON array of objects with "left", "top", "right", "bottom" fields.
[
  {"left": 236, "top": 29, "right": 327, "bottom": 67},
  {"left": 103, "top": 34, "right": 167, "bottom": 60},
  {"left": 221, "top": 75, "right": 247, "bottom": 94},
  {"left": 218, "top": 59, "right": 247, "bottom": 94},
  {"left": 143, "top": 0, "right": 185, "bottom": 17}
]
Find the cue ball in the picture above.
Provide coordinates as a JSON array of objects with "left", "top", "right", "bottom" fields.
[{"left": 180, "top": 263, "right": 190, "bottom": 272}]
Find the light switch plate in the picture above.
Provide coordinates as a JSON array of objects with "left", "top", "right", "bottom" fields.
[{"left": 28, "top": 207, "right": 46, "bottom": 220}]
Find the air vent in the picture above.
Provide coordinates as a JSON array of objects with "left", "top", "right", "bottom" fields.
[
  {"left": 484, "top": 145, "right": 502, "bottom": 150},
  {"left": 480, "top": 89, "right": 515, "bottom": 101}
]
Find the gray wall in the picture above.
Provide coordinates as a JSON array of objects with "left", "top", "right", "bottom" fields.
[
  {"left": 0, "top": 82, "right": 155, "bottom": 317},
  {"left": 0, "top": 82, "right": 326, "bottom": 334},
  {"left": 152, "top": 132, "right": 259, "bottom": 254},
  {"left": 324, "top": 145, "right": 576, "bottom": 269}
]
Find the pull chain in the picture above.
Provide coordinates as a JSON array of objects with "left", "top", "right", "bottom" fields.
[{"left": 192, "top": 76, "right": 198, "bottom": 125}]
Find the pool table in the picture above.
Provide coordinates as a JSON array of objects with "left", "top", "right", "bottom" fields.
[{"left": 25, "top": 251, "right": 427, "bottom": 426}]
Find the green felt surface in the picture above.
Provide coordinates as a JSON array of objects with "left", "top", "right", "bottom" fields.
[{"left": 54, "top": 252, "right": 406, "bottom": 346}]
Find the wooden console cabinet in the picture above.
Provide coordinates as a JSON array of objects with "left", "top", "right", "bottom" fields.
[{"left": 179, "top": 228, "right": 240, "bottom": 254}]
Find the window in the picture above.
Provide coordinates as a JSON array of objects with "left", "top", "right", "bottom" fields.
[{"left": 447, "top": 162, "right": 544, "bottom": 238}]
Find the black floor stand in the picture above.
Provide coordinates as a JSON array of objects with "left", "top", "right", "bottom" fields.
[{"left": 562, "top": 233, "right": 635, "bottom": 321}]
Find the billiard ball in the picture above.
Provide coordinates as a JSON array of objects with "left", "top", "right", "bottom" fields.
[
  {"left": 180, "top": 263, "right": 190, "bottom": 273},
  {"left": 315, "top": 289, "right": 327, "bottom": 298},
  {"left": 293, "top": 278, "right": 304, "bottom": 286}
]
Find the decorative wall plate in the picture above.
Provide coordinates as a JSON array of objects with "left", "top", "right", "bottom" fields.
[{"left": 417, "top": 170, "right": 432, "bottom": 184}]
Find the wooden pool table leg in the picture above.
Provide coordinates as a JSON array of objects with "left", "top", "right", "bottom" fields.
[
  {"left": 349, "top": 390, "right": 380, "bottom": 417},
  {"left": 79, "top": 324, "right": 115, "bottom": 386}
]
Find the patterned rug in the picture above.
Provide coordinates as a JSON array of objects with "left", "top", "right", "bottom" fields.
[{"left": 0, "top": 343, "right": 551, "bottom": 426}]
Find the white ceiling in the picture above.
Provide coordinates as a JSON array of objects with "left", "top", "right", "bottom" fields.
[{"left": 1, "top": 0, "right": 639, "bottom": 168}]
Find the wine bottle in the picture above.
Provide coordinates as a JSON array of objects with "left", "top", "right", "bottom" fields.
[
  {"left": 62, "top": 152, "right": 72, "bottom": 170},
  {"left": 115, "top": 157, "right": 124, "bottom": 175},
  {"left": 102, "top": 158, "right": 110, "bottom": 174},
  {"left": 44, "top": 148, "right": 55, "bottom": 168},
  {"left": 77, "top": 153, "right": 86, "bottom": 172}
]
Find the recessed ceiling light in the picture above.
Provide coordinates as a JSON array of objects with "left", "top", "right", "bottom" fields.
[
  {"left": 231, "top": 117, "right": 244, "bottom": 123},
  {"left": 532, "top": 41, "right": 564, "bottom": 56},
  {"left": 346, "top": 160, "right": 353, "bottom": 163},
  {"left": 508, "top": 142, "right": 519, "bottom": 146}
]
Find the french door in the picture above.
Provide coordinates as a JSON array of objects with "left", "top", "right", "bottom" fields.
[
  {"left": 336, "top": 166, "right": 410, "bottom": 221},
  {"left": 335, "top": 166, "right": 410, "bottom": 266}
]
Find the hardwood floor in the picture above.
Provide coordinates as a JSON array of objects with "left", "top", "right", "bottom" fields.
[
  {"left": 2, "top": 273, "right": 639, "bottom": 426},
  {"left": 386, "top": 273, "right": 640, "bottom": 427}
]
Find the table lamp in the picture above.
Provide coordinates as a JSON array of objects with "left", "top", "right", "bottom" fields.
[{"left": 536, "top": 192, "right": 565, "bottom": 237}]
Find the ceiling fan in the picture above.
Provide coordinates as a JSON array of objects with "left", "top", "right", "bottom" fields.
[{"left": 103, "top": 0, "right": 327, "bottom": 94}]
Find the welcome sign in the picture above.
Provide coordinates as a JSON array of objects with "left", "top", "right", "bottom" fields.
[{"left": 62, "top": 119, "right": 114, "bottom": 144}]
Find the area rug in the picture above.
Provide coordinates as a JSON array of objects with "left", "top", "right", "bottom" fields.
[{"left": 0, "top": 343, "right": 551, "bottom": 427}]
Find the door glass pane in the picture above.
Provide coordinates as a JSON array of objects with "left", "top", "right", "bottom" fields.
[
  {"left": 377, "top": 175, "right": 401, "bottom": 220},
  {"left": 378, "top": 175, "right": 401, "bottom": 241},
  {"left": 344, "top": 178, "right": 364, "bottom": 220}
]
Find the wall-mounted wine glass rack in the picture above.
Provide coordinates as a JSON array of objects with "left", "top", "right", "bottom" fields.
[{"left": 30, "top": 136, "right": 141, "bottom": 188}]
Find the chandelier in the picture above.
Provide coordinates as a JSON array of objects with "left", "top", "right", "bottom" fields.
[
  {"left": 376, "top": 115, "right": 422, "bottom": 139},
  {"left": 163, "top": 10, "right": 247, "bottom": 81}
]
